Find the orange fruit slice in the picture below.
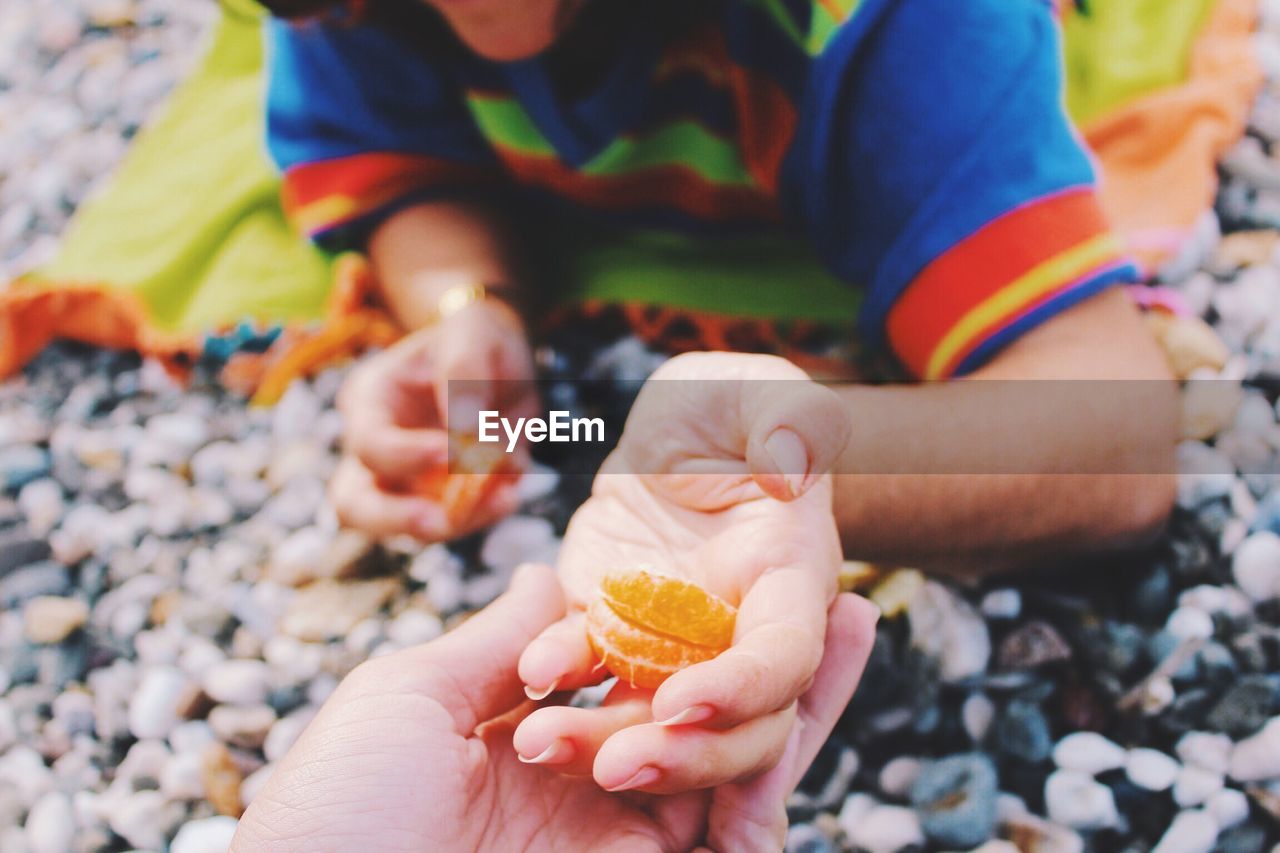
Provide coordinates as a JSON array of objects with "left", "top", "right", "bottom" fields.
[
  {"left": 586, "top": 567, "right": 737, "bottom": 689},
  {"left": 411, "top": 434, "right": 519, "bottom": 529}
]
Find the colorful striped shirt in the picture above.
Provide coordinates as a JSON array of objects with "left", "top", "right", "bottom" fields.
[{"left": 265, "top": 0, "right": 1138, "bottom": 378}]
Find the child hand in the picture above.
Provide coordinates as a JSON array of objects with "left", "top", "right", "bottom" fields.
[
  {"left": 513, "top": 352, "right": 875, "bottom": 794},
  {"left": 330, "top": 300, "right": 537, "bottom": 540}
]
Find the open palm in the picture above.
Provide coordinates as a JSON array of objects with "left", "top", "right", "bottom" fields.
[
  {"left": 233, "top": 564, "right": 876, "bottom": 852},
  {"left": 515, "top": 353, "right": 866, "bottom": 799}
]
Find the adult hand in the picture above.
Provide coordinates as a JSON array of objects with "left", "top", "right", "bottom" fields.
[
  {"left": 329, "top": 299, "right": 536, "bottom": 541},
  {"left": 233, "top": 563, "right": 878, "bottom": 852},
  {"left": 516, "top": 352, "right": 868, "bottom": 797}
]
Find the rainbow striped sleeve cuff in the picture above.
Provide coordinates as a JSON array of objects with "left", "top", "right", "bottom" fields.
[
  {"left": 281, "top": 152, "right": 492, "bottom": 244},
  {"left": 885, "top": 188, "right": 1138, "bottom": 379}
]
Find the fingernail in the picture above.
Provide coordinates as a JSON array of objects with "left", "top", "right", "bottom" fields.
[
  {"left": 605, "top": 766, "right": 661, "bottom": 793},
  {"left": 763, "top": 428, "right": 808, "bottom": 497},
  {"left": 517, "top": 739, "right": 574, "bottom": 765},
  {"left": 524, "top": 678, "right": 561, "bottom": 701},
  {"left": 655, "top": 704, "right": 715, "bottom": 727},
  {"left": 449, "top": 394, "right": 486, "bottom": 433}
]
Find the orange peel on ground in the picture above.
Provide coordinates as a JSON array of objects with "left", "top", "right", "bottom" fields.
[
  {"left": 586, "top": 567, "right": 737, "bottom": 689},
  {"left": 410, "top": 433, "right": 519, "bottom": 529}
]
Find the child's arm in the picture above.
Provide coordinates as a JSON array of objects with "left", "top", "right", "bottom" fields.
[
  {"left": 780, "top": 0, "right": 1178, "bottom": 574},
  {"left": 265, "top": 18, "right": 536, "bottom": 540}
]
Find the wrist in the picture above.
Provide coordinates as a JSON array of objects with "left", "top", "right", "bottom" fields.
[{"left": 400, "top": 270, "right": 525, "bottom": 331}]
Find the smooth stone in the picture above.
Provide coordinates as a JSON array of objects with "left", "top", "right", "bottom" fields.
[
  {"left": 24, "top": 790, "right": 74, "bottom": 853},
  {"left": 1232, "top": 531, "right": 1280, "bottom": 602},
  {"left": 170, "top": 816, "right": 239, "bottom": 853},
  {"left": 22, "top": 596, "right": 88, "bottom": 644},
  {"left": 997, "top": 621, "right": 1072, "bottom": 671},
  {"left": 0, "top": 445, "right": 51, "bottom": 491},
  {"left": 908, "top": 581, "right": 991, "bottom": 683},
  {"left": 201, "top": 659, "right": 271, "bottom": 706},
  {"left": 269, "top": 527, "right": 374, "bottom": 587},
  {"left": 0, "top": 562, "right": 71, "bottom": 608},
  {"left": 835, "top": 791, "right": 875, "bottom": 839},
  {"left": 0, "top": 529, "right": 52, "bottom": 578},
  {"left": 784, "top": 822, "right": 835, "bottom": 853},
  {"left": 962, "top": 693, "right": 995, "bottom": 742},
  {"left": 844, "top": 804, "right": 924, "bottom": 853},
  {"left": 107, "top": 790, "right": 169, "bottom": 850},
  {"left": 208, "top": 704, "right": 277, "bottom": 749},
  {"left": 386, "top": 609, "right": 443, "bottom": 648},
  {"left": 979, "top": 588, "right": 1021, "bottom": 620},
  {"left": 1126, "top": 748, "right": 1181, "bottom": 792},
  {"left": 201, "top": 743, "right": 245, "bottom": 818},
  {"left": 1044, "top": 769, "right": 1119, "bottom": 830},
  {"left": 1229, "top": 717, "right": 1280, "bottom": 781},
  {"left": 160, "top": 751, "right": 205, "bottom": 801},
  {"left": 1150, "top": 809, "right": 1219, "bottom": 853},
  {"left": 1206, "top": 676, "right": 1279, "bottom": 737},
  {"left": 1173, "top": 765, "right": 1224, "bottom": 807},
  {"left": 1053, "top": 732, "right": 1127, "bottom": 775},
  {"left": 877, "top": 756, "right": 923, "bottom": 798},
  {"left": 1177, "top": 732, "right": 1234, "bottom": 774},
  {"left": 993, "top": 699, "right": 1052, "bottom": 764},
  {"left": 1206, "top": 787, "right": 1250, "bottom": 829},
  {"left": 263, "top": 708, "right": 316, "bottom": 763},
  {"left": 1165, "top": 606, "right": 1216, "bottom": 642},
  {"left": 909, "top": 753, "right": 998, "bottom": 848},
  {"left": 127, "top": 666, "right": 188, "bottom": 740},
  {"left": 239, "top": 762, "right": 274, "bottom": 809},
  {"left": 479, "top": 515, "right": 557, "bottom": 573},
  {"left": 279, "top": 578, "right": 399, "bottom": 642}
]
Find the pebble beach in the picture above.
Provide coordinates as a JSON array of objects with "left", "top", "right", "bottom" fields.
[{"left": 4, "top": 2, "right": 1280, "bottom": 851}]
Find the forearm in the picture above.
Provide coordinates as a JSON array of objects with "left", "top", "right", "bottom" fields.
[
  {"left": 367, "top": 200, "right": 524, "bottom": 330},
  {"left": 833, "top": 289, "right": 1180, "bottom": 577}
]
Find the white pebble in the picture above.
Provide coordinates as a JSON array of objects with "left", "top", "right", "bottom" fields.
[
  {"left": 1053, "top": 732, "right": 1127, "bottom": 775},
  {"left": 170, "top": 816, "right": 239, "bottom": 853},
  {"left": 240, "top": 763, "right": 275, "bottom": 809},
  {"left": 202, "top": 659, "right": 271, "bottom": 706},
  {"left": 1127, "top": 748, "right": 1181, "bottom": 792},
  {"left": 24, "top": 791, "right": 74, "bottom": 853},
  {"left": 264, "top": 709, "right": 316, "bottom": 763},
  {"left": 1173, "top": 765, "right": 1224, "bottom": 807},
  {"left": 1165, "top": 606, "right": 1215, "bottom": 641},
  {"left": 127, "top": 666, "right": 188, "bottom": 740},
  {"left": 1232, "top": 531, "right": 1280, "bottom": 602},
  {"left": 1045, "top": 770, "right": 1119, "bottom": 830},
  {"left": 107, "top": 790, "right": 167, "bottom": 850},
  {"left": 480, "top": 515, "right": 557, "bottom": 573},
  {"left": 159, "top": 751, "right": 205, "bottom": 801},
  {"left": 1229, "top": 716, "right": 1280, "bottom": 782},
  {"left": 908, "top": 581, "right": 991, "bottom": 683},
  {"left": 980, "top": 588, "right": 1021, "bottom": 620},
  {"left": 1206, "top": 788, "right": 1250, "bottom": 830},
  {"left": 386, "top": 609, "right": 443, "bottom": 648},
  {"left": 878, "top": 756, "right": 923, "bottom": 798},
  {"left": 845, "top": 803, "right": 924, "bottom": 853},
  {"left": 836, "top": 792, "right": 876, "bottom": 838},
  {"left": 1151, "top": 809, "right": 1219, "bottom": 853},
  {"left": 962, "top": 694, "right": 995, "bottom": 742},
  {"left": 1177, "top": 732, "right": 1233, "bottom": 774}
]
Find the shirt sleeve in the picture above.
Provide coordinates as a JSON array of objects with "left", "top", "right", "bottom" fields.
[
  {"left": 780, "top": 0, "right": 1138, "bottom": 379},
  {"left": 265, "top": 18, "right": 498, "bottom": 250}
]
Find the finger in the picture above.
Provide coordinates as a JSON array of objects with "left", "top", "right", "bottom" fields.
[
  {"left": 396, "top": 562, "right": 565, "bottom": 735},
  {"left": 742, "top": 381, "right": 849, "bottom": 501},
  {"left": 329, "top": 457, "right": 450, "bottom": 540},
  {"left": 348, "top": 424, "right": 451, "bottom": 481},
  {"left": 704, "top": 725, "right": 797, "bottom": 853},
  {"left": 791, "top": 593, "right": 879, "bottom": 784},
  {"left": 650, "top": 565, "right": 828, "bottom": 728},
  {"left": 436, "top": 337, "right": 494, "bottom": 435},
  {"left": 707, "top": 593, "right": 880, "bottom": 844},
  {"left": 593, "top": 704, "right": 796, "bottom": 794},
  {"left": 517, "top": 610, "right": 603, "bottom": 698},
  {"left": 511, "top": 684, "right": 652, "bottom": 775}
]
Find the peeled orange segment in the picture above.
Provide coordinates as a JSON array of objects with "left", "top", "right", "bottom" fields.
[
  {"left": 599, "top": 567, "right": 736, "bottom": 649},
  {"left": 585, "top": 567, "right": 738, "bottom": 689},
  {"left": 410, "top": 434, "right": 518, "bottom": 528}
]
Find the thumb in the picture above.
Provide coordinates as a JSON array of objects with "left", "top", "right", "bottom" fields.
[
  {"left": 742, "top": 380, "right": 850, "bottom": 501},
  {"left": 400, "top": 562, "right": 566, "bottom": 734}
]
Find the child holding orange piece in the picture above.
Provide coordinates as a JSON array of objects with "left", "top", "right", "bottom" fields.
[{"left": 262, "top": 0, "right": 1179, "bottom": 805}]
